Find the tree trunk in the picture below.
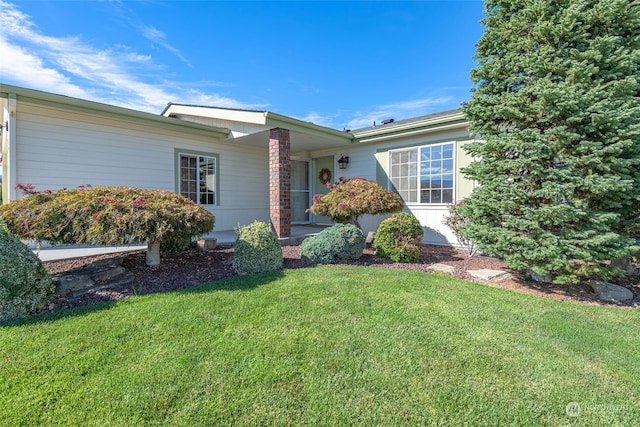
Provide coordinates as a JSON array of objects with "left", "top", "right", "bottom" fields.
[{"left": 146, "top": 241, "right": 161, "bottom": 266}]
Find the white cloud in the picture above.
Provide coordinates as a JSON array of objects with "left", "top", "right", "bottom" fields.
[
  {"left": 182, "top": 88, "right": 265, "bottom": 111},
  {"left": 0, "top": 1, "right": 253, "bottom": 113},
  {"left": 346, "top": 96, "right": 455, "bottom": 129},
  {"left": 140, "top": 25, "right": 192, "bottom": 67},
  {"left": 296, "top": 112, "right": 335, "bottom": 128},
  {"left": 0, "top": 38, "right": 89, "bottom": 98}
]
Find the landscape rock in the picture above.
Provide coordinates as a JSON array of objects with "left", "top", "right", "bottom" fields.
[
  {"left": 88, "top": 273, "right": 134, "bottom": 293},
  {"left": 468, "top": 269, "right": 511, "bottom": 281},
  {"left": 91, "top": 266, "right": 127, "bottom": 282},
  {"left": 53, "top": 257, "right": 133, "bottom": 296},
  {"left": 366, "top": 232, "right": 375, "bottom": 245},
  {"left": 588, "top": 280, "right": 634, "bottom": 303},
  {"left": 526, "top": 270, "right": 554, "bottom": 284},
  {"left": 55, "top": 274, "right": 95, "bottom": 295},
  {"left": 628, "top": 262, "right": 640, "bottom": 277},
  {"left": 427, "top": 263, "right": 456, "bottom": 275},
  {"left": 197, "top": 238, "right": 217, "bottom": 250}
]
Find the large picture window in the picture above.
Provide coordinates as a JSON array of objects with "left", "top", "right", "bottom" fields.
[
  {"left": 179, "top": 153, "right": 217, "bottom": 205},
  {"left": 389, "top": 142, "right": 454, "bottom": 204}
]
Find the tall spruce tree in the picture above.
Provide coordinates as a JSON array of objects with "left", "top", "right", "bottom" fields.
[{"left": 460, "top": 0, "right": 640, "bottom": 284}]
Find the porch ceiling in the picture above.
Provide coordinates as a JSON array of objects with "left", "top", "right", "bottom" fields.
[{"left": 230, "top": 129, "right": 353, "bottom": 155}]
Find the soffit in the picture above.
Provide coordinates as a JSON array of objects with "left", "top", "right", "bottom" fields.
[{"left": 230, "top": 129, "right": 353, "bottom": 154}]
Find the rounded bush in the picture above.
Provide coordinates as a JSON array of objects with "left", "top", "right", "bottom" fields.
[
  {"left": 374, "top": 213, "right": 424, "bottom": 262},
  {"left": 232, "top": 221, "right": 283, "bottom": 274},
  {"left": 299, "top": 224, "right": 365, "bottom": 264},
  {"left": 0, "top": 223, "right": 55, "bottom": 323}
]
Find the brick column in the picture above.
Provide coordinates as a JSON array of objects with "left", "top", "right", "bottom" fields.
[{"left": 269, "top": 128, "right": 291, "bottom": 237}]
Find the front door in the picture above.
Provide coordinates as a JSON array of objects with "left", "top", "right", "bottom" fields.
[
  {"left": 291, "top": 159, "right": 311, "bottom": 224},
  {"left": 313, "top": 156, "right": 335, "bottom": 225}
]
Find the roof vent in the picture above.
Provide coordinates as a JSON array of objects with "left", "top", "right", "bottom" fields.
[{"left": 381, "top": 118, "right": 395, "bottom": 125}]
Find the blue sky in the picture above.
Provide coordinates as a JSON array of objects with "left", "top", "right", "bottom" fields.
[{"left": 0, "top": 0, "right": 485, "bottom": 130}]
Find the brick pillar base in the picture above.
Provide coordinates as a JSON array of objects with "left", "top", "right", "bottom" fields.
[{"left": 269, "top": 128, "right": 291, "bottom": 237}]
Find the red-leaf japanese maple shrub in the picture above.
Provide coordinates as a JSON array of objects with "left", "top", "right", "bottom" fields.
[
  {"left": 307, "top": 178, "right": 404, "bottom": 229},
  {"left": 0, "top": 186, "right": 214, "bottom": 266}
]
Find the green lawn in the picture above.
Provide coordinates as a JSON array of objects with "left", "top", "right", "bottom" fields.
[{"left": 1, "top": 266, "right": 639, "bottom": 426}]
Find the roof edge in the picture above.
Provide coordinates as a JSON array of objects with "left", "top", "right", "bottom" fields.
[
  {"left": 161, "top": 102, "right": 267, "bottom": 117},
  {"left": 265, "top": 111, "right": 354, "bottom": 143},
  {"left": 351, "top": 109, "right": 466, "bottom": 139},
  {"left": 0, "top": 84, "right": 230, "bottom": 138}
]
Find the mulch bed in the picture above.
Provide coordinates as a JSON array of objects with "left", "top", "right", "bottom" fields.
[{"left": 42, "top": 245, "right": 639, "bottom": 315}]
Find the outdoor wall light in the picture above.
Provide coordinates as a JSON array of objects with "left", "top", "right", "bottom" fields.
[{"left": 338, "top": 154, "right": 349, "bottom": 169}]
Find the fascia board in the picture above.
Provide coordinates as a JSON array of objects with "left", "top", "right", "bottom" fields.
[
  {"left": 353, "top": 112, "right": 468, "bottom": 140},
  {"left": 163, "top": 104, "right": 267, "bottom": 125},
  {"left": 0, "top": 84, "right": 230, "bottom": 138},
  {"left": 265, "top": 111, "right": 354, "bottom": 143},
  {"left": 354, "top": 121, "right": 470, "bottom": 144}
]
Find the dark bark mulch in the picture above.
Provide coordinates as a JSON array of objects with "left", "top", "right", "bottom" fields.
[{"left": 42, "top": 245, "right": 639, "bottom": 314}]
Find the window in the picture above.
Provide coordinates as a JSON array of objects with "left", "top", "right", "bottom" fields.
[
  {"left": 179, "top": 153, "right": 216, "bottom": 205},
  {"left": 389, "top": 142, "right": 454, "bottom": 204}
]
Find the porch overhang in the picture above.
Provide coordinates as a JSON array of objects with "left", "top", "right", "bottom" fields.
[
  {"left": 162, "top": 103, "right": 355, "bottom": 154},
  {"left": 229, "top": 127, "right": 353, "bottom": 154}
]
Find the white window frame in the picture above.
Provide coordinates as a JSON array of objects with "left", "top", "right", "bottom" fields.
[
  {"left": 177, "top": 151, "right": 218, "bottom": 205},
  {"left": 388, "top": 141, "right": 456, "bottom": 205}
]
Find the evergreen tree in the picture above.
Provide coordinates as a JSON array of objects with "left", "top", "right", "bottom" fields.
[{"left": 460, "top": 0, "right": 640, "bottom": 283}]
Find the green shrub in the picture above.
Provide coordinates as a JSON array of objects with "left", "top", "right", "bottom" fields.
[
  {"left": 232, "top": 221, "right": 283, "bottom": 275},
  {"left": 0, "top": 225, "right": 55, "bottom": 323},
  {"left": 374, "top": 213, "right": 424, "bottom": 262},
  {"left": 299, "top": 224, "right": 365, "bottom": 264}
]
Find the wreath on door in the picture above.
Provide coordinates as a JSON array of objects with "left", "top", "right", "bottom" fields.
[{"left": 318, "top": 168, "right": 332, "bottom": 185}]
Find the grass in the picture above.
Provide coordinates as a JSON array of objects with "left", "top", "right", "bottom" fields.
[{"left": 1, "top": 266, "right": 639, "bottom": 426}]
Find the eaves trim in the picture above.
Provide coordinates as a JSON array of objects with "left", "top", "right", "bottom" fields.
[
  {"left": 354, "top": 116, "right": 469, "bottom": 144},
  {"left": 0, "top": 84, "right": 230, "bottom": 139},
  {"left": 265, "top": 111, "right": 355, "bottom": 143}
]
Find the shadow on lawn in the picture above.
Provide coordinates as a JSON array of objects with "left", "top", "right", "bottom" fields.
[
  {"left": 1, "top": 300, "right": 119, "bottom": 328},
  {"left": 177, "top": 269, "right": 287, "bottom": 294},
  {"left": 2, "top": 269, "right": 289, "bottom": 328}
]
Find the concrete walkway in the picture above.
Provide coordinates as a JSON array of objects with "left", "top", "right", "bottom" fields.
[{"left": 35, "top": 226, "right": 327, "bottom": 262}]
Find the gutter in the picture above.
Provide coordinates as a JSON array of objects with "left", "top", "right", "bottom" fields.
[
  {"left": 0, "top": 84, "right": 231, "bottom": 139},
  {"left": 353, "top": 111, "right": 468, "bottom": 141},
  {"left": 264, "top": 111, "right": 355, "bottom": 143}
]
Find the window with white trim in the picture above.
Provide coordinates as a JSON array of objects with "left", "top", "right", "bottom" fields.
[
  {"left": 179, "top": 153, "right": 216, "bottom": 205},
  {"left": 389, "top": 142, "right": 455, "bottom": 204}
]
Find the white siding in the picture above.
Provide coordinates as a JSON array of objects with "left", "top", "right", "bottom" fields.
[
  {"left": 311, "top": 127, "right": 474, "bottom": 246},
  {"left": 14, "top": 101, "right": 269, "bottom": 232}
]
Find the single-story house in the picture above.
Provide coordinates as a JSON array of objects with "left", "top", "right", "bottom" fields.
[{"left": 1, "top": 83, "right": 476, "bottom": 246}]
